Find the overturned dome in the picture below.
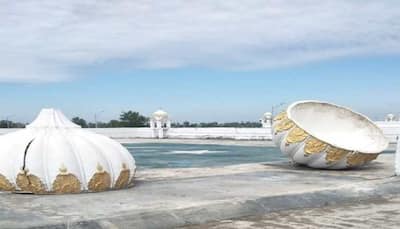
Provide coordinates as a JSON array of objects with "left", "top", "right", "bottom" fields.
[
  {"left": 273, "top": 101, "right": 388, "bottom": 169},
  {"left": 0, "top": 109, "right": 136, "bottom": 194},
  {"left": 152, "top": 109, "right": 168, "bottom": 121}
]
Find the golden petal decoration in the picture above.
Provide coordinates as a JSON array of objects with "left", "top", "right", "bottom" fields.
[
  {"left": 0, "top": 174, "right": 15, "bottom": 191},
  {"left": 16, "top": 170, "right": 46, "bottom": 194},
  {"left": 304, "top": 137, "right": 328, "bottom": 155},
  {"left": 325, "top": 146, "right": 348, "bottom": 164},
  {"left": 88, "top": 170, "right": 111, "bottom": 192},
  {"left": 365, "top": 153, "right": 379, "bottom": 163},
  {"left": 274, "top": 118, "right": 295, "bottom": 134},
  {"left": 114, "top": 169, "right": 130, "bottom": 189},
  {"left": 285, "top": 126, "right": 308, "bottom": 145},
  {"left": 52, "top": 173, "right": 81, "bottom": 194},
  {"left": 273, "top": 112, "right": 287, "bottom": 122},
  {"left": 347, "top": 152, "right": 379, "bottom": 167}
]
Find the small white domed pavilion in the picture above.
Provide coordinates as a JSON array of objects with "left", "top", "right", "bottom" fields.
[
  {"left": 260, "top": 112, "right": 272, "bottom": 128},
  {"left": 386, "top": 114, "right": 397, "bottom": 122},
  {"left": 0, "top": 108, "right": 136, "bottom": 194},
  {"left": 150, "top": 109, "right": 171, "bottom": 138}
]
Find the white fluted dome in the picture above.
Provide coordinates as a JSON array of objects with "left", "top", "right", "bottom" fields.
[
  {"left": 152, "top": 109, "right": 168, "bottom": 121},
  {"left": 0, "top": 108, "right": 136, "bottom": 194}
]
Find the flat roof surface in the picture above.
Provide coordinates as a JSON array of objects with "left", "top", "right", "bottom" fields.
[{"left": 0, "top": 154, "right": 397, "bottom": 228}]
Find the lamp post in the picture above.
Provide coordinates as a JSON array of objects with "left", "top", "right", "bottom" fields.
[
  {"left": 396, "top": 136, "right": 400, "bottom": 176},
  {"left": 271, "top": 102, "right": 286, "bottom": 118},
  {"left": 94, "top": 110, "right": 104, "bottom": 128},
  {"left": 4, "top": 115, "right": 14, "bottom": 128}
]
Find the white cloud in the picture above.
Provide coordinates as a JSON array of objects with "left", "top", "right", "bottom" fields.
[{"left": 0, "top": 0, "right": 399, "bottom": 82}]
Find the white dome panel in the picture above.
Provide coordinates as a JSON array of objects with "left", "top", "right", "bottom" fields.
[{"left": 0, "top": 108, "right": 136, "bottom": 194}]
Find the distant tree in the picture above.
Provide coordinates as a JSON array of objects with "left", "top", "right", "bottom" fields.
[
  {"left": 220, "top": 122, "right": 261, "bottom": 128},
  {"left": 70, "top": 112, "right": 261, "bottom": 128},
  {"left": 119, "top": 111, "right": 149, "bottom": 127},
  {"left": 183, "top": 121, "right": 190, "bottom": 127},
  {"left": 0, "top": 120, "right": 11, "bottom": 128},
  {"left": 98, "top": 122, "right": 108, "bottom": 128},
  {"left": 170, "top": 121, "right": 261, "bottom": 128},
  {"left": 107, "top": 119, "right": 122, "bottom": 128},
  {"left": 0, "top": 120, "right": 26, "bottom": 128},
  {"left": 87, "top": 122, "right": 107, "bottom": 128},
  {"left": 87, "top": 122, "right": 96, "bottom": 128},
  {"left": 199, "top": 122, "right": 219, "bottom": 127},
  {"left": 171, "top": 122, "right": 180, "bottom": 127},
  {"left": 71, "top": 117, "right": 88, "bottom": 128}
]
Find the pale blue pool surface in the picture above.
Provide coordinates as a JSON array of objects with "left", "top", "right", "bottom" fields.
[
  {"left": 124, "top": 143, "right": 395, "bottom": 170},
  {"left": 124, "top": 143, "right": 286, "bottom": 169}
]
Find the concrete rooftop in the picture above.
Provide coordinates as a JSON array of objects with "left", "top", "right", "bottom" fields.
[{"left": 0, "top": 154, "right": 399, "bottom": 229}]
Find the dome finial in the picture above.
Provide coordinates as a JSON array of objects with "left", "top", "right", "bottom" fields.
[
  {"left": 59, "top": 164, "right": 68, "bottom": 174},
  {"left": 27, "top": 108, "right": 80, "bottom": 129},
  {"left": 96, "top": 163, "right": 104, "bottom": 172}
]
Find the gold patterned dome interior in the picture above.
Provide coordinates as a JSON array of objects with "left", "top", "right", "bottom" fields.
[{"left": 287, "top": 101, "right": 388, "bottom": 154}]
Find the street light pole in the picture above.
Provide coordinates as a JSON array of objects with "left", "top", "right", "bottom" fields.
[
  {"left": 4, "top": 115, "right": 14, "bottom": 128},
  {"left": 94, "top": 110, "right": 104, "bottom": 128},
  {"left": 395, "top": 136, "right": 400, "bottom": 176},
  {"left": 271, "top": 102, "right": 285, "bottom": 118}
]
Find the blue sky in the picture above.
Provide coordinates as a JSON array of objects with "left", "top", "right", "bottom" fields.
[
  {"left": 0, "top": 1, "right": 399, "bottom": 123},
  {"left": 1, "top": 55, "right": 399, "bottom": 123}
]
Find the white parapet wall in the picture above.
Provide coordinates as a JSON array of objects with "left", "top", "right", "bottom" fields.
[
  {"left": 167, "top": 127, "right": 272, "bottom": 140},
  {"left": 375, "top": 121, "right": 400, "bottom": 143},
  {"left": 0, "top": 127, "right": 272, "bottom": 140},
  {"left": 92, "top": 127, "right": 273, "bottom": 140},
  {"left": 0, "top": 128, "right": 19, "bottom": 135},
  {"left": 396, "top": 137, "right": 400, "bottom": 175},
  {"left": 0, "top": 122, "right": 398, "bottom": 142},
  {"left": 87, "top": 128, "right": 154, "bottom": 139},
  {"left": 0, "top": 128, "right": 155, "bottom": 138}
]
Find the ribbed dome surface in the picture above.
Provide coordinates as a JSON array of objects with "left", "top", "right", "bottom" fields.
[{"left": 0, "top": 108, "right": 136, "bottom": 194}]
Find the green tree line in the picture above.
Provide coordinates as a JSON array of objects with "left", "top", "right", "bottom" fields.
[
  {"left": 71, "top": 111, "right": 262, "bottom": 128},
  {"left": 171, "top": 121, "right": 261, "bottom": 128},
  {"left": 0, "top": 120, "right": 26, "bottom": 128},
  {"left": 0, "top": 110, "right": 261, "bottom": 128},
  {"left": 72, "top": 111, "right": 149, "bottom": 128}
]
